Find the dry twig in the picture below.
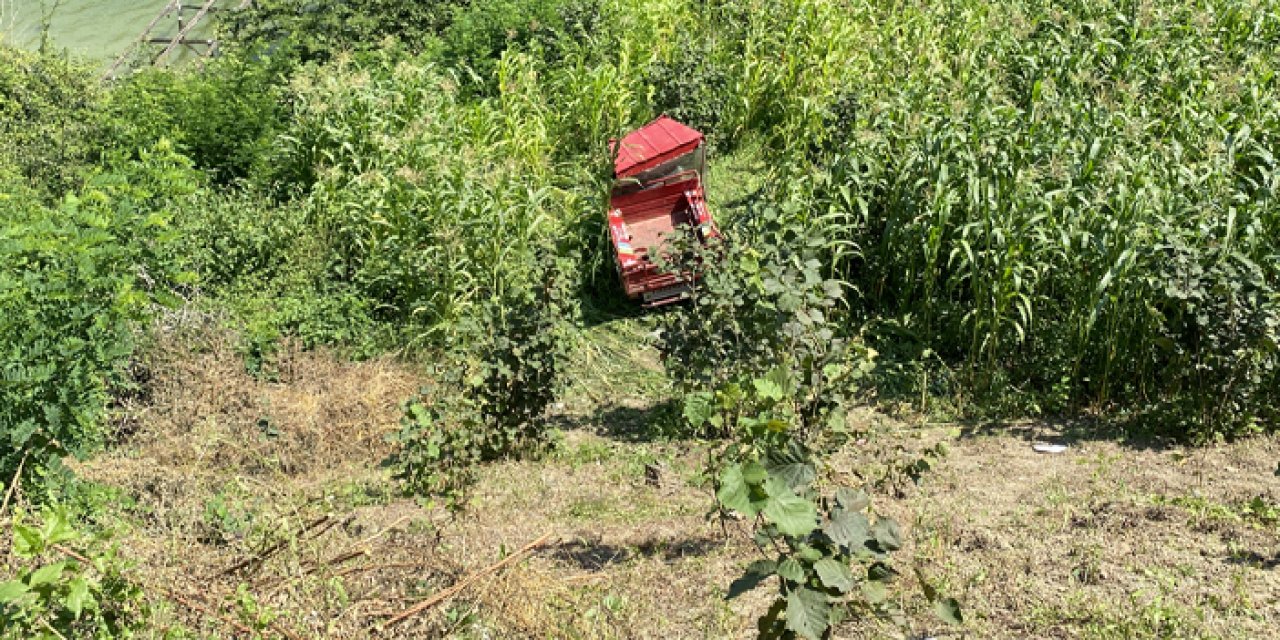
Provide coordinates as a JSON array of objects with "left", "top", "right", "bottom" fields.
[{"left": 381, "top": 532, "right": 553, "bottom": 628}]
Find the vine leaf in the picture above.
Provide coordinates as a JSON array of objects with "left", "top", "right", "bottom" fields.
[
  {"left": 65, "top": 577, "right": 94, "bottom": 618},
  {"left": 717, "top": 463, "right": 759, "bottom": 516},
  {"left": 934, "top": 597, "right": 964, "bottom": 625},
  {"left": 764, "top": 441, "right": 816, "bottom": 490},
  {"left": 871, "top": 518, "right": 903, "bottom": 551},
  {"left": 835, "top": 487, "right": 869, "bottom": 511},
  {"left": 824, "top": 507, "right": 870, "bottom": 548},
  {"left": 0, "top": 580, "right": 28, "bottom": 603},
  {"left": 776, "top": 557, "right": 806, "bottom": 583}
]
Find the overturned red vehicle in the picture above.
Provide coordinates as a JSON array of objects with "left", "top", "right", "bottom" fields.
[{"left": 608, "top": 116, "right": 719, "bottom": 306}]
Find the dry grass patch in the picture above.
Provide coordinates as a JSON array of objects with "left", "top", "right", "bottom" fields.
[{"left": 55, "top": 323, "right": 1280, "bottom": 639}]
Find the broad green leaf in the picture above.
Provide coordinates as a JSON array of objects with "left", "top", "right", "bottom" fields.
[
  {"left": 763, "top": 443, "right": 816, "bottom": 491},
  {"left": 0, "top": 580, "right": 29, "bottom": 602},
  {"left": 717, "top": 464, "right": 758, "bottom": 516},
  {"left": 823, "top": 507, "right": 870, "bottom": 548},
  {"left": 27, "top": 562, "right": 66, "bottom": 588},
  {"left": 785, "top": 586, "right": 831, "bottom": 640},
  {"left": 65, "top": 577, "right": 94, "bottom": 618},
  {"left": 42, "top": 508, "right": 76, "bottom": 545},
  {"left": 776, "top": 557, "right": 806, "bottom": 583},
  {"left": 13, "top": 524, "right": 42, "bottom": 557},
  {"left": 763, "top": 367, "right": 794, "bottom": 398},
  {"left": 682, "top": 392, "right": 715, "bottom": 428},
  {"left": 757, "top": 599, "right": 787, "bottom": 637},
  {"left": 753, "top": 376, "right": 784, "bottom": 402},
  {"left": 813, "top": 557, "right": 854, "bottom": 593},
  {"left": 934, "top": 597, "right": 964, "bottom": 624},
  {"left": 862, "top": 580, "right": 888, "bottom": 604},
  {"left": 742, "top": 461, "right": 768, "bottom": 485},
  {"left": 793, "top": 544, "right": 823, "bottom": 562},
  {"left": 762, "top": 478, "right": 817, "bottom": 537},
  {"left": 727, "top": 559, "right": 776, "bottom": 599},
  {"left": 867, "top": 561, "right": 899, "bottom": 582},
  {"left": 872, "top": 518, "right": 903, "bottom": 551}
]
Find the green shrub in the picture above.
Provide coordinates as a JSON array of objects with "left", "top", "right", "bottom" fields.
[
  {"left": 0, "top": 48, "right": 105, "bottom": 197},
  {"left": 0, "top": 143, "right": 198, "bottom": 493},
  {"left": 389, "top": 256, "right": 578, "bottom": 505},
  {"left": 275, "top": 52, "right": 587, "bottom": 335},
  {"left": 692, "top": 368, "right": 958, "bottom": 639},
  {"left": 222, "top": 0, "right": 453, "bottom": 66},
  {"left": 104, "top": 55, "right": 289, "bottom": 185},
  {"left": 792, "top": 0, "right": 1280, "bottom": 435},
  {"left": 657, "top": 203, "right": 875, "bottom": 440},
  {"left": 1141, "top": 232, "right": 1280, "bottom": 439}
]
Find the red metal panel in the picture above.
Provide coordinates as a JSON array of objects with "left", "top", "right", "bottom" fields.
[{"left": 612, "top": 115, "right": 704, "bottom": 178}]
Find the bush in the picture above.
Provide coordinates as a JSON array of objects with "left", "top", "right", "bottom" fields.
[
  {"left": 1142, "top": 232, "right": 1280, "bottom": 439},
  {"left": 104, "top": 55, "right": 289, "bottom": 185},
  {"left": 222, "top": 0, "right": 453, "bottom": 66},
  {"left": 0, "top": 143, "right": 198, "bottom": 493},
  {"left": 657, "top": 203, "right": 875, "bottom": 441},
  {"left": 389, "top": 256, "right": 578, "bottom": 504},
  {"left": 0, "top": 48, "right": 105, "bottom": 197}
]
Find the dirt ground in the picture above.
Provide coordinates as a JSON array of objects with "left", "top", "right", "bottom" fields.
[{"left": 61, "top": 321, "right": 1280, "bottom": 639}]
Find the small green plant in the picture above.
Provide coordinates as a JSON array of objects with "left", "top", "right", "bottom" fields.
[
  {"left": 701, "top": 371, "right": 960, "bottom": 639},
  {"left": 0, "top": 508, "right": 148, "bottom": 638}
]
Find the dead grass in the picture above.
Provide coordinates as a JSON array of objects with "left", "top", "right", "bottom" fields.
[{"left": 53, "top": 318, "right": 1280, "bottom": 639}]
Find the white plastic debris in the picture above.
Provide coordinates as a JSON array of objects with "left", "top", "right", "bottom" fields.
[{"left": 1032, "top": 442, "right": 1068, "bottom": 454}]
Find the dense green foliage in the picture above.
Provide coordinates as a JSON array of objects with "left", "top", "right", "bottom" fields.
[
  {"left": 800, "top": 0, "right": 1280, "bottom": 435},
  {"left": 0, "top": 49, "right": 106, "bottom": 195},
  {"left": 1, "top": 138, "right": 198, "bottom": 495},
  {"left": 2, "top": 0, "right": 1279, "bottom": 633}
]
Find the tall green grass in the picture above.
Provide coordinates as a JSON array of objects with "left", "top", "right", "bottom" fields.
[{"left": 251, "top": 0, "right": 1276, "bottom": 434}]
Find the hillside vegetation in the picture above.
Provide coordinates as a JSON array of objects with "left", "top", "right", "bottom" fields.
[{"left": 2, "top": 0, "right": 1278, "bottom": 638}]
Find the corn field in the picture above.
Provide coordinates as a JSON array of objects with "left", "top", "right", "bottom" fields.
[{"left": 249, "top": 0, "right": 1279, "bottom": 433}]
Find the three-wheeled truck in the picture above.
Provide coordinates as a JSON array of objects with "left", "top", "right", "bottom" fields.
[{"left": 608, "top": 116, "right": 719, "bottom": 306}]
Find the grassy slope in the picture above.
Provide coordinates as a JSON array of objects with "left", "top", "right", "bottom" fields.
[{"left": 69, "top": 304, "right": 1280, "bottom": 639}]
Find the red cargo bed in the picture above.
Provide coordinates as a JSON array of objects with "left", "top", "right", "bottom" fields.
[{"left": 608, "top": 117, "right": 718, "bottom": 306}]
